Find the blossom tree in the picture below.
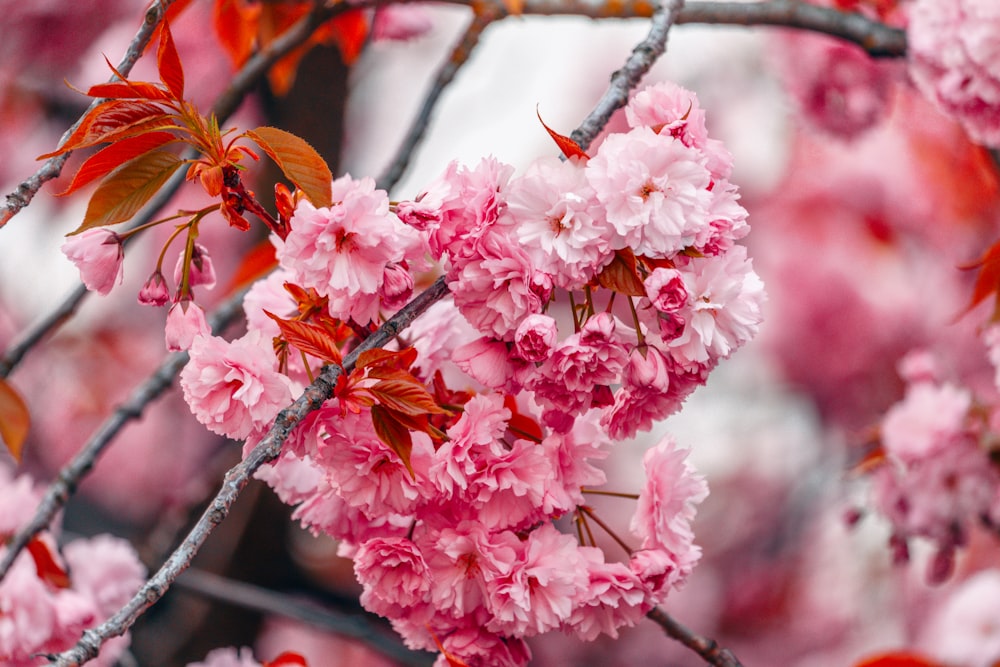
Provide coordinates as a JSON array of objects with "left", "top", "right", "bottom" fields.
[{"left": 2, "top": 1, "right": 1000, "bottom": 666}]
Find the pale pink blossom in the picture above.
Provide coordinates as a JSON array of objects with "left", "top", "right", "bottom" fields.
[
  {"left": 625, "top": 80, "right": 733, "bottom": 179},
  {"left": 174, "top": 242, "right": 217, "bottom": 290},
  {"left": 429, "top": 393, "right": 511, "bottom": 499},
  {"left": 61, "top": 228, "right": 124, "bottom": 295},
  {"left": 512, "top": 313, "right": 557, "bottom": 362},
  {"left": 881, "top": 381, "right": 971, "bottom": 462},
  {"left": 63, "top": 535, "right": 146, "bottom": 618},
  {"left": 920, "top": 569, "right": 1000, "bottom": 666},
  {"left": 586, "top": 127, "right": 713, "bottom": 258},
  {"left": 185, "top": 647, "right": 261, "bottom": 667},
  {"left": 602, "top": 345, "right": 686, "bottom": 440},
  {"left": 434, "top": 625, "right": 531, "bottom": 667},
  {"left": 507, "top": 156, "right": 616, "bottom": 289},
  {"left": 564, "top": 547, "right": 648, "bottom": 641},
  {"left": 180, "top": 329, "right": 293, "bottom": 440},
  {"left": 666, "top": 245, "right": 765, "bottom": 367},
  {"left": 486, "top": 523, "right": 589, "bottom": 636},
  {"left": 448, "top": 226, "right": 549, "bottom": 341},
  {"left": 277, "top": 175, "right": 421, "bottom": 323},
  {"left": 908, "top": 0, "right": 1000, "bottom": 146},
  {"left": 355, "top": 537, "right": 432, "bottom": 618},
  {"left": 404, "top": 297, "right": 479, "bottom": 382},
  {"left": 539, "top": 409, "right": 609, "bottom": 514},
  {"left": 631, "top": 436, "right": 708, "bottom": 587},
  {"left": 165, "top": 299, "right": 210, "bottom": 351}
]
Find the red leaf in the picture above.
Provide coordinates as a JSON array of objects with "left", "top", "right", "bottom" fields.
[
  {"left": 959, "top": 238, "right": 1000, "bottom": 317},
  {"left": 265, "top": 311, "right": 344, "bottom": 366},
  {"left": 156, "top": 21, "right": 185, "bottom": 100},
  {"left": 595, "top": 248, "right": 646, "bottom": 296},
  {"left": 86, "top": 80, "right": 173, "bottom": 102},
  {"left": 57, "top": 131, "right": 179, "bottom": 196},
  {"left": 370, "top": 379, "right": 447, "bottom": 416},
  {"left": 214, "top": 0, "right": 261, "bottom": 68},
  {"left": 245, "top": 127, "right": 332, "bottom": 208},
  {"left": 536, "top": 107, "right": 589, "bottom": 161},
  {"left": 0, "top": 378, "right": 30, "bottom": 463},
  {"left": 38, "top": 101, "right": 175, "bottom": 158},
  {"left": 264, "top": 652, "right": 308, "bottom": 667},
  {"left": 226, "top": 239, "right": 278, "bottom": 294},
  {"left": 71, "top": 150, "right": 184, "bottom": 234},
  {"left": 853, "top": 651, "right": 945, "bottom": 667},
  {"left": 370, "top": 404, "right": 414, "bottom": 475},
  {"left": 26, "top": 537, "right": 71, "bottom": 589},
  {"left": 504, "top": 394, "right": 543, "bottom": 443},
  {"left": 328, "top": 11, "right": 369, "bottom": 65}
]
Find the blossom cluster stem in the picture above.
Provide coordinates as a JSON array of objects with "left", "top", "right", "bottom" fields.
[{"left": 51, "top": 277, "right": 450, "bottom": 665}]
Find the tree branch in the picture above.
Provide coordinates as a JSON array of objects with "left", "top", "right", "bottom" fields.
[
  {"left": 0, "top": 290, "right": 248, "bottom": 584},
  {"left": 646, "top": 606, "right": 745, "bottom": 667},
  {"left": 0, "top": 0, "right": 180, "bottom": 229},
  {"left": 175, "top": 569, "right": 434, "bottom": 667},
  {"left": 377, "top": 7, "right": 499, "bottom": 193},
  {"left": 51, "top": 277, "right": 451, "bottom": 666},
  {"left": 571, "top": 0, "right": 686, "bottom": 151}
]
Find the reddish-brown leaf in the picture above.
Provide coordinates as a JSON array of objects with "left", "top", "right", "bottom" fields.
[
  {"left": 26, "top": 537, "right": 71, "bottom": 589},
  {"left": 226, "top": 239, "right": 278, "bottom": 294},
  {"left": 71, "top": 150, "right": 183, "bottom": 234},
  {"left": 959, "top": 238, "right": 1000, "bottom": 317},
  {"left": 245, "top": 127, "right": 332, "bottom": 208},
  {"left": 853, "top": 652, "right": 945, "bottom": 667},
  {"left": 504, "top": 394, "right": 543, "bottom": 443},
  {"left": 58, "top": 131, "right": 179, "bottom": 196},
  {"left": 264, "top": 652, "right": 308, "bottom": 667},
  {"left": 38, "top": 101, "right": 175, "bottom": 158},
  {"left": 265, "top": 311, "right": 343, "bottom": 365},
  {"left": 595, "top": 248, "right": 646, "bottom": 296},
  {"left": 536, "top": 107, "right": 589, "bottom": 162},
  {"left": 0, "top": 378, "right": 29, "bottom": 463},
  {"left": 156, "top": 21, "right": 185, "bottom": 100},
  {"left": 357, "top": 347, "right": 418, "bottom": 373},
  {"left": 370, "top": 404, "right": 414, "bottom": 475},
  {"left": 370, "top": 379, "right": 447, "bottom": 417},
  {"left": 214, "top": 0, "right": 261, "bottom": 67}
]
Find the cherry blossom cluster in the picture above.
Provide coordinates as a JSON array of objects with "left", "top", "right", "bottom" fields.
[
  {"left": 173, "top": 80, "right": 760, "bottom": 666},
  {"left": 0, "top": 466, "right": 146, "bottom": 666},
  {"left": 861, "top": 350, "right": 1000, "bottom": 583}
]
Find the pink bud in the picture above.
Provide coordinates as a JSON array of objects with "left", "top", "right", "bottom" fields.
[
  {"left": 165, "top": 299, "right": 209, "bottom": 351},
  {"left": 174, "top": 243, "right": 217, "bottom": 290},
  {"left": 625, "top": 346, "right": 671, "bottom": 392},
  {"left": 380, "top": 263, "right": 414, "bottom": 311},
  {"left": 61, "top": 228, "right": 124, "bottom": 295},
  {"left": 513, "top": 314, "right": 557, "bottom": 362},
  {"left": 644, "top": 267, "right": 688, "bottom": 313},
  {"left": 138, "top": 271, "right": 170, "bottom": 307}
]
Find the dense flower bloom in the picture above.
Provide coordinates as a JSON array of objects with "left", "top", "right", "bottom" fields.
[
  {"left": 61, "top": 228, "right": 124, "bottom": 295},
  {"left": 908, "top": 0, "right": 1000, "bottom": 145},
  {"left": 354, "top": 537, "right": 432, "bottom": 618},
  {"left": 180, "top": 329, "right": 293, "bottom": 440}
]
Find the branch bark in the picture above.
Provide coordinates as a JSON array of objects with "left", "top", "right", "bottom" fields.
[{"left": 647, "top": 606, "right": 745, "bottom": 667}]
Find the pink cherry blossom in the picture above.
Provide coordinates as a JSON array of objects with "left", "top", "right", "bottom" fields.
[
  {"left": 602, "top": 345, "right": 686, "bottom": 440},
  {"left": 908, "top": 0, "right": 1000, "bottom": 146},
  {"left": 631, "top": 436, "right": 709, "bottom": 587},
  {"left": 507, "top": 156, "right": 615, "bottom": 289},
  {"left": 354, "top": 536, "right": 432, "bottom": 619},
  {"left": 453, "top": 336, "right": 531, "bottom": 392},
  {"left": 434, "top": 624, "right": 531, "bottom": 667},
  {"left": 512, "top": 313, "right": 557, "bottom": 363},
  {"left": 61, "top": 228, "right": 124, "bottom": 295},
  {"left": 564, "top": 547, "right": 648, "bottom": 641},
  {"left": 165, "top": 299, "right": 210, "bottom": 351},
  {"left": 180, "top": 329, "right": 293, "bottom": 440},
  {"left": 644, "top": 267, "right": 688, "bottom": 313},
  {"left": 174, "top": 242, "right": 217, "bottom": 290},
  {"left": 586, "top": 126, "right": 714, "bottom": 258},
  {"left": 63, "top": 535, "right": 146, "bottom": 618},
  {"left": 881, "top": 381, "right": 971, "bottom": 462},
  {"left": 277, "top": 175, "right": 421, "bottom": 324},
  {"left": 137, "top": 270, "right": 170, "bottom": 306}
]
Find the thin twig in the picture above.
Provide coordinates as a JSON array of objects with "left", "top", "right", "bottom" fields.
[
  {"left": 52, "top": 277, "right": 451, "bottom": 666},
  {"left": 0, "top": 0, "right": 179, "bottom": 229},
  {"left": 646, "top": 607, "right": 745, "bottom": 667},
  {"left": 377, "top": 7, "right": 499, "bottom": 193},
  {"left": 571, "top": 0, "right": 686, "bottom": 151},
  {"left": 175, "top": 569, "right": 434, "bottom": 667},
  {"left": 0, "top": 290, "right": 248, "bottom": 584}
]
